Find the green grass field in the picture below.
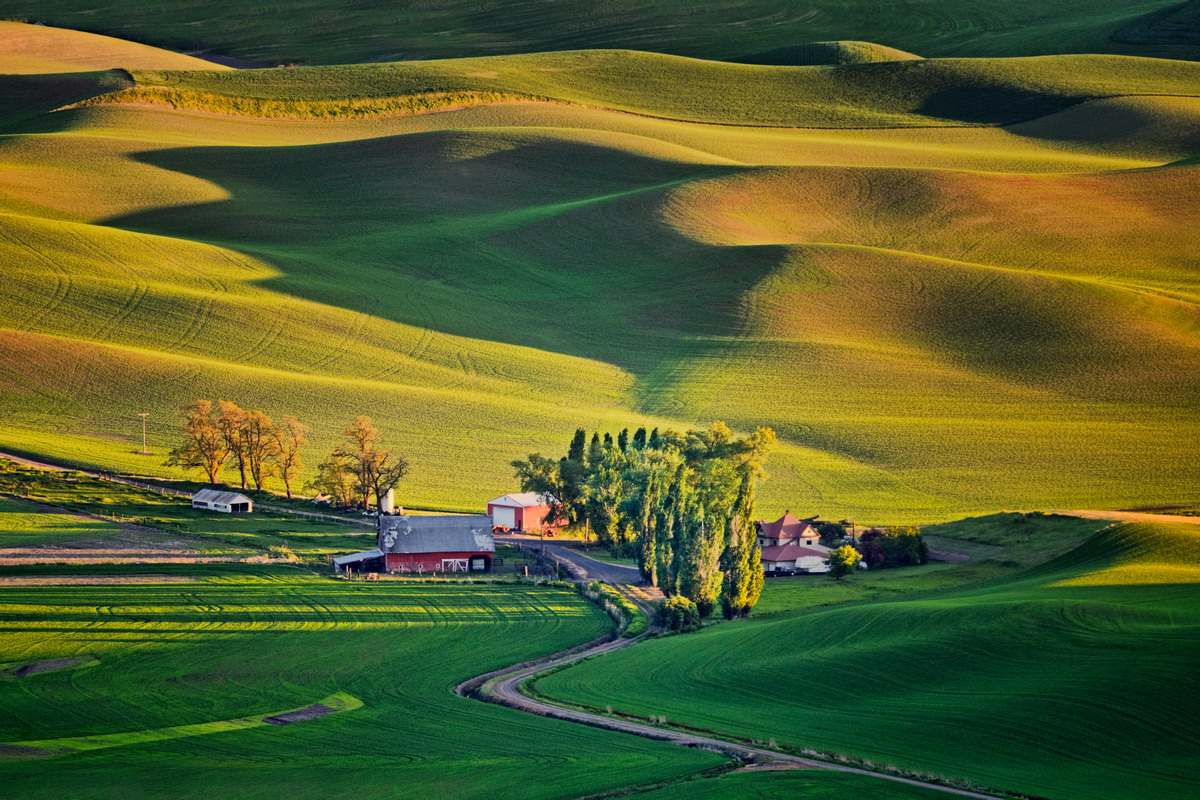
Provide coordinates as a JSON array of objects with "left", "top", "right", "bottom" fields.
[
  {"left": 0, "top": 576, "right": 725, "bottom": 797},
  {"left": 535, "top": 521, "right": 1200, "bottom": 799},
  {"left": 0, "top": 464, "right": 376, "bottom": 557},
  {"left": 3, "top": 1, "right": 1197, "bottom": 65},
  {"left": 0, "top": 26, "right": 1196, "bottom": 520}
]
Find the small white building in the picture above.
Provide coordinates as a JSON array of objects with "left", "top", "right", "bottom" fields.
[{"left": 191, "top": 488, "right": 253, "bottom": 514}]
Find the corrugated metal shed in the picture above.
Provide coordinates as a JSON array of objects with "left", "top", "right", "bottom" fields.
[
  {"left": 192, "top": 488, "right": 253, "bottom": 506},
  {"left": 333, "top": 548, "right": 383, "bottom": 567},
  {"left": 378, "top": 515, "right": 494, "bottom": 554}
]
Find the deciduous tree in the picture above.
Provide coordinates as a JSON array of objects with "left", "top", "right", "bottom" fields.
[
  {"left": 216, "top": 400, "right": 249, "bottom": 490},
  {"left": 165, "top": 400, "right": 227, "bottom": 484},
  {"left": 272, "top": 416, "right": 308, "bottom": 499},
  {"left": 306, "top": 452, "right": 357, "bottom": 508},
  {"left": 243, "top": 410, "right": 279, "bottom": 492},
  {"left": 828, "top": 545, "right": 862, "bottom": 580}
]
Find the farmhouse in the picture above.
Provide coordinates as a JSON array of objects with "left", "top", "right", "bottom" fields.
[
  {"left": 755, "top": 512, "right": 820, "bottom": 548},
  {"left": 191, "top": 488, "right": 252, "bottom": 514},
  {"left": 487, "top": 492, "right": 558, "bottom": 532},
  {"left": 756, "top": 512, "right": 830, "bottom": 574}
]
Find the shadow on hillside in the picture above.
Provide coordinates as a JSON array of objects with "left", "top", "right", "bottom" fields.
[{"left": 102, "top": 132, "right": 763, "bottom": 375}]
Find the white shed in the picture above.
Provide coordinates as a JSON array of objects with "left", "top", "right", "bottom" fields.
[{"left": 192, "top": 488, "right": 253, "bottom": 514}]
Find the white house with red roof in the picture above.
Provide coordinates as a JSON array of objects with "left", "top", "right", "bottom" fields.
[
  {"left": 756, "top": 512, "right": 830, "bottom": 573},
  {"left": 487, "top": 492, "right": 558, "bottom": 532}
]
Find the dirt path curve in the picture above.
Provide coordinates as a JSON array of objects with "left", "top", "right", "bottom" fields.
[
  {"left": 1047, "top": 510, "right": 1200, "bottom": 525},
  {"left": 459, "top": 632, "right": 1002, "bottom": 800}
]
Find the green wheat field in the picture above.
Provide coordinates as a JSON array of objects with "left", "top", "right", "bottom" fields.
[{"left": 1, "top": 6, "right": 1198, "bottom": 799}]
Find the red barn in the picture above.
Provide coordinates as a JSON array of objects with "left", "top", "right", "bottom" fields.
[
  {"left": 487, "top": 492, "right": 558, "bottom": 532},
  {"left": 377, "top": 514, "right": 494, "bottom": 573}
]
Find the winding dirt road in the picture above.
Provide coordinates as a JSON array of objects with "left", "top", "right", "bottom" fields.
[{"left": 459, "top": 628, "right": 1004, "bottom": 800}]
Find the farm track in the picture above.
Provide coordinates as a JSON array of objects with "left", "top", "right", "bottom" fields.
[{"left": 462, "top": 615, "right": 1004, "bottom": 800}]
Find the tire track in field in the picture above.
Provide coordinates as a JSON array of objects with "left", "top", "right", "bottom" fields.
[
  {"left": 303, "top": 308, "right": 370, "bottom": 375},
  {"left": 58, "top": 224, "right": 155, "bottom": 344},
  {"left": 234, "top": 298, "right": 291, "bottom": 363},
  {"left": 166, "top": 294, "right": 215, "bottom": 354},
  {"left": 0, "top": 224, "right": 74, "bottom": 330},
  {"left": 363, "top": 271, "right": 439, "bottom": 382},
  {"left": 89, "top": 282, "right": 150, "bottom": 344}
]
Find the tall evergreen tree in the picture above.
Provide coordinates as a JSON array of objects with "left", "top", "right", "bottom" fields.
[
  {"left": 567, "top": 428, "right": 587, "bottom": 462},
  {"left": 617, "top": 428, "right": 629, "bottom": 451},
  {"left": 632, "top": 427, "right": 647, "bottom": 449},
  {"left": 587, "top": 432, "right": 603, "bottom": 467}
]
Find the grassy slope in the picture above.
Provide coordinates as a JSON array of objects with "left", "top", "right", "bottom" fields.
[
  {"left": 119, "top": 51, "right": 1200, "bottom": 127},
  {"left": 0, "top": 577, "right": 724, "bottom": 798},
  {"left": 1, "top": 2, "right": 1196, "bottom": 65},
  {"left": 0, "top": 21, "right": 229, "bottom": 74},
  {"left": 634, "top": 770, "right": 952, "bottom": 800},
  {"left": 1, "top": 48, "right": 1198, "bottom": 519},
  {"left": 0, "top": 494, "right": 124, "bottom": 547},
  {"left": 0, "top": 467, "right": 374, "bottom": 557},
  {"left": 536, "top": 522, "right": 1200, "bottom": 800}
]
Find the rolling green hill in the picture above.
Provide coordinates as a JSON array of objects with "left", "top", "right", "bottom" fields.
[
  {"left": 1, "top": 29, "right": 1198, "bottom": 519},
  {"left": 3, "top": 1, "right": 1198, "bottom": 65},
  {"left": 535, "top": 522, "right": 1200, "bottom": 800},
  {"left": 0, "top": 577, "right": 724, "bottom": 797}
]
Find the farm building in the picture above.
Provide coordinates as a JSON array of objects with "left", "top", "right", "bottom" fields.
[
  {"left": 756, "top": 512, "right": 830, "bottom": 573},
  {"left": 377, "top": 514, "right": 495, "bottom": 573},
  {"left": 761, "top": 543, "right": 831, "bottom": 574},
  {"left": 191, "top": 488, "right": 253, "bottom": 514},
  {"left": 487, "top": 492, "right": 558, "bottom": 532},
  {"left": 755, "top": 512, "right": 821, "bottom": 548},
  {"left": 332, "top": 548, "right": 384, "bottom": 574}
]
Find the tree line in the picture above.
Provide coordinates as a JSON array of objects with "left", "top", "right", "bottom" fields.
[
  {"left": 166, "top": 400, "right": 308, "bottom": 497},
  {"left": 512, "top": 422, "right": 776, "bottom": 619},
  {"left": 166, "top": 402, "right": 407, "bottom": 509}
]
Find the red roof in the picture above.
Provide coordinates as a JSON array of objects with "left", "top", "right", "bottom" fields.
[
  {"left": 760, "top": 544, "right": 828, "bottom": 563},
  {"left": 757, "top": 512, "right": 816, "bottom": 541}
]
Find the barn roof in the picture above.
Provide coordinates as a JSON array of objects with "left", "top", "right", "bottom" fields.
[
  {"left": 488, "top": 492, "right": 558, "bottom": 508},
  {"left": 756, "top": 512, "right": 815, "bottom": 541},
  {"left": 192, "top": 488, "right": 252, "bottom": 505},
  {"left": 332, "top": 548, "right": 383, "bottom": 567},
  {"left": 761, "top": 544, "right": 829, "bottom": 563},
  {"left": 378, "top": 514, "right": 494, "bottom": 554}
]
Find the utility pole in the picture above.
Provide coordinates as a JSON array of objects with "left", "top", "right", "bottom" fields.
[{"left": 138, "top": 413, "right": 150, "bottom": 455}]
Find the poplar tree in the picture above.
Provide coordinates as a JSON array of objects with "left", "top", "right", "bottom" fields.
[{"left": 567, "top": 428, "right": 587, "bottom": 462}]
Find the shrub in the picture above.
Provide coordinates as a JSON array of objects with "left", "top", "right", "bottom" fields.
[{"left": 656, "top": 595, "right": 701, "bottom": 633}]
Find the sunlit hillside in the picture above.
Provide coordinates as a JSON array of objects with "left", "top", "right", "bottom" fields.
[
  {"left": 4, "top": 0, "right": 1198, "bottom": 65},
  {"left": 0, "top": 26, "right": 1197, "bottom": 518},
  {"left": 537, "top": 521, "right": 1200, "bottom": 800}
]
